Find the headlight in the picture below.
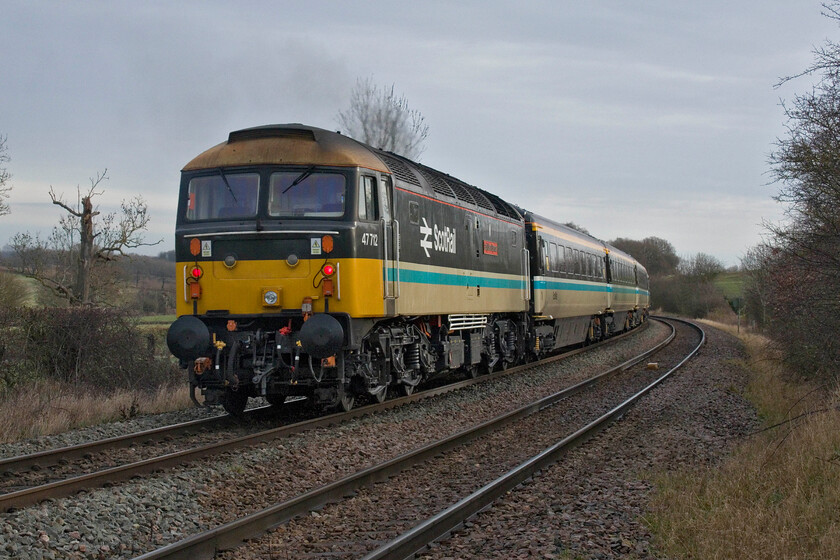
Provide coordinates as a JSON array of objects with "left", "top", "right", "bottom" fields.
[{"left": 263, "top": 290, "right": 279, "bottom": 305}]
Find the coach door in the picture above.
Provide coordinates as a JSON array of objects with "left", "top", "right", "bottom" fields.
[{"left": 379, "top": 175, "right": 397, "bottom": 316}]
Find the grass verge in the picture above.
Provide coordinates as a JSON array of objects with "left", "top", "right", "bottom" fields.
[
  {"left": 647, "top": 322, "right": 840, "bottom": 558},
  {"left": 0, "top": 380, "right": 193, "bottom": 444}
]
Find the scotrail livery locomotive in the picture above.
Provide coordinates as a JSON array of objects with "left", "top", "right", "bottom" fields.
[{"left": 166, "top": 124, "right": 649, "bottom": 414}]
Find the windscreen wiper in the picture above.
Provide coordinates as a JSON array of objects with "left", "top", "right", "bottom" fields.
[
  {"left": 218, "top": 168, "right": 237, "bottom": 203},
  {"left": 282, "top": 165, "right": 315, "bottom": 194}
]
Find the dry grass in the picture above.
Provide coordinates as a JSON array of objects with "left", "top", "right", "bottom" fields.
[
  {"left": 0, "top": 380, "right": 193, "bottom": 444},
  {"left": 649, "top": 322, "right": 840, "bottom": 559}
]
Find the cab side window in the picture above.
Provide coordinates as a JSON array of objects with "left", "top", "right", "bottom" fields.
[{"left": 358, "top": 176, "right": 378, "bottom": 221}]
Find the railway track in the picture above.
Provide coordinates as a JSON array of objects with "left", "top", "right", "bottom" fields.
[
  {"left": 0, "top": 322, "right": 648, "bottom": 513},
  {"left": 129, "top": 317, "right": 698, "bottom": 560},
  {"left": 363, "top": 317, "right": 703, "bottom": 560}
]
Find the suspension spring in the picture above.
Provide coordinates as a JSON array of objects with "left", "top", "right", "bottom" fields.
[
  {"left": 406, "top": 343, "right": 420, "bottom": 370},
  {"left": 505, "top": 330, "right": 516, "bottom": 354}
]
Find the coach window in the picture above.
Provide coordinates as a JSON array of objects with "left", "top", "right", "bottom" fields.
[
  {"left": 550, "top": 242, "right": 558, "bottom": 272},
  {"left": 557, "top": 246, "right": 566, "bottom": 276},
  {"left": 358, "top": 176, "right": 378, "bottom": 221},
  {"left": 540, "top": 239, "right": 551, "bottom": 272}
]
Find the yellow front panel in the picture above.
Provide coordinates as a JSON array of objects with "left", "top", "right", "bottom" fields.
[{"left": 176, "top": 258, "right": 386, "bottom": 317}]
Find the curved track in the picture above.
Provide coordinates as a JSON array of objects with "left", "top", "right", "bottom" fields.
[
  {"left": 363, "top": 317, "right": 703, "bottom": 560},
  {"left": 129, "top": 318, "right": 696, "bottom": 560}
]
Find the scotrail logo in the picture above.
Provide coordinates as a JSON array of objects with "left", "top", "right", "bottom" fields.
[
  {"left": 420, "top": 218, "right": 433, "bottom": 257},
  {"left": 419, "top": 217, "right": 456, "bottom": 258}
]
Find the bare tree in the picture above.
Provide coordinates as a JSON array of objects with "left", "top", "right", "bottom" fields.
[
  {"left": 740, "top": 244, "right": 774, "bottom": 329},
  {"left": 337, "top": 77, "right": 430, "bottom": 160},
  {"left": 11, "top": 170, "right": 159, "bottom": 305},
  {"left": 679, "top": 252, "right": 724, "bottom": 281},
  {"left": 0, "top": 135, "right": 12, "bottom": 217},
  {"left": 610, "top": 236, "right": 680, "bottom": 277},
  {"left": 760, "top": 1, "right": 840, "bottom": 378}
]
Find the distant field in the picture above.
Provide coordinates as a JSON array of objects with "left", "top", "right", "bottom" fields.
[{"left": 714, "top": 271, "right": 744, "bottom": 300}]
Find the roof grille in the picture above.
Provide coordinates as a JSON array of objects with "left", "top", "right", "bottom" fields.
[
  {"left": 377, "top": 152, "right": 421, "bottom": 187},
  {"left": 479, "top": 189, "right": 521, "bottom": 219},
  {"left": 445, "top": 179, "right": 477, "bottom": 206},
  {"left": 375, "top": 149, "right": 521, "bottom": 220},
  {"left": 416, "top": 167, "right": 456, "bottom": 199}
]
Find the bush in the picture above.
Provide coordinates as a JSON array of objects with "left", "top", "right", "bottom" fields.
[
  {"left": 650, "top": 274, "right": 729, "bottom": 319},
  {"left": 0, "top": 306, "right": 179, "bottom": 394}
]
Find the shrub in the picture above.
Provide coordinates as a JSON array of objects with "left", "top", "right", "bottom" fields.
[{"left": 0, "top": 306, "right": 179, "bottom": 394}]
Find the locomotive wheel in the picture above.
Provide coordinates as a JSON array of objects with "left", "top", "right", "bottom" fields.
[
  {"left": 398, "top": 369, "right": 422, "bottom": 396},
  {"left": 399, "top": 382, "right": 415, "bottom": 397},
  {"left": 465, "top": 365, "right": 479, "bottom": 379},
  {"left": 221, "top": 390, "right": 248, "bottom": 416},
  {"left": 338, "top": 392, "right": 355, "bottom": 412},
  {"left": 369, "top": 386, "right": 387, "bottom": 404}
]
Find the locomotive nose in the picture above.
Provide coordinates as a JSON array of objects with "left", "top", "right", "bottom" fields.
[
  {"left": 299, "top": 314, "right": 344, "bottom": 359},
  {"left": 167, "top": 315, "right": 212, "bottom": 361}
]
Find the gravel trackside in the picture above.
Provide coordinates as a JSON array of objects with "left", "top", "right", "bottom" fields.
[
  {"left": 0, "top": 321, "right": 686, "bottom": 559},
  {"left": 416, "top": 323, "right": 759, "bottom": 560}
]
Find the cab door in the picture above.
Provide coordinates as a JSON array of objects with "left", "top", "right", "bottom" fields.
[{"left": 379, "top": 175, "right": 397, "bottom": 316}]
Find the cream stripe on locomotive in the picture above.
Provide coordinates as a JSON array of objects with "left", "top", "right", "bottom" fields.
[{"left": 388, "top": 261, "right": 529, "bottom": 316}]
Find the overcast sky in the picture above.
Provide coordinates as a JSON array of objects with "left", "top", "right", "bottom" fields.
[{"left": 1, "top": 1, "right": 836, "bottom": 266}]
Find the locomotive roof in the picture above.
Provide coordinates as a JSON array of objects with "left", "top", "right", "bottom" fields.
[
  {"left": 372, "top": 150, "right": 523, "bottom": 221},
  {"left": 182, "top": 124, "right": 390, "bottom": 173},
  {"left": 183, "top": 123, "right": 523, "bottom": 222}
]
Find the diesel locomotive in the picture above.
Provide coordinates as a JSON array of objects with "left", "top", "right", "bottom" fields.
[{"left": 166, "top": 124, "right": 649, "bottom": 414}]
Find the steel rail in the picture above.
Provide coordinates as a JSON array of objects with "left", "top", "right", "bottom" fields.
[
  {"left": 361, "top": 317, "right": 704, "bottom": 560},
  {"left": 0, "top": 413, "right": 240, "bottom": 475},
  {"left": 0, "top": 320, "right": 645, "bottom": 479},
  {"left": 130, "top": 320, "right": 673, "bottom": 560},
  {"left": 0, "top": 321, "right": 648, "bottom": 512}
]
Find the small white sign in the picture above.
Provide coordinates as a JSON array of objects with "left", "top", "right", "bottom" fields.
[
  {"left": 310, "top": 237, "right": 322, "bottom": 255},
  {"left": 201, "top": 240, "right": 212, "bottom": 257}
]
